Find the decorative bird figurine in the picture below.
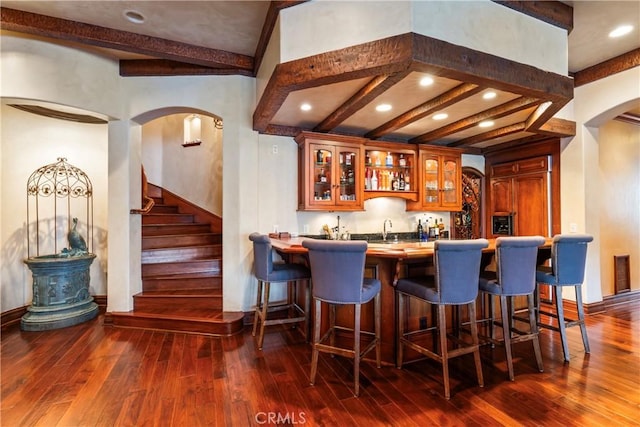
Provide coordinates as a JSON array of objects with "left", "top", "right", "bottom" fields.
[{"left": 67, "top": 217, "right": 87, "bottom": 253}]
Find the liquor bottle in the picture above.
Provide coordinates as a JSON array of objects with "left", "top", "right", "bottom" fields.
[
  {"left": 399, "top": 154, "right": 406, "bottom": 167},
  {"left": 398, "top": 172, "right": 405, "bottom": 191},
  {"left": 417, "top": 219, "right": 425, "bottom": 241},
  {"left": 385, "top": 152, "right": 393, "bottom": 167},
  {"left": 318, "top": 168, "right": 326, "bottom": 182},
  {"left": 434, "top": 218, "right": 440, "bottom": 239},
  {"left": 316, "top": 150, "right": 323, "bottom": 164},
  {"left": 365, "top": 168, "right": 371, "bottom": 190},
  {"left": 392, "top": 172, "right": 399, "bottom": 191},
  {"left": 404, "top": 174, "right": 410, "bottom": 191},
  {"left": 371, "top": 170, "right": 378, "bottom": 190}
]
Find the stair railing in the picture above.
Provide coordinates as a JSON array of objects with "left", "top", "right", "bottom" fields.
[{"left": 130, "top": 165, "right": 155, "bottom": 214}]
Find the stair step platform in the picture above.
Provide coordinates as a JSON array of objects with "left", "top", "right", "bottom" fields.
[
  {"left": 134, "top": 289, "right": 222, "bottom": 312},
  {"left": 143, "top": 223, "right": 212, "bottom": 236},
  {"left": 143, "top": 274, "right": 222, "bottom": 292},
  {"left": 142, "top": 259, "right": 221, "bottom": 278},
  {"left": 142, "top": 213, "right": 195, "bottom": 225},
  {"left": 104, "top": 310, "right": 244, "bottom": 336},
  {"left": 142, "top": 233, "right": 222, "bottom": 249},
  {"left": 142, "top": 244, "right": 222, "bottom": 263}
]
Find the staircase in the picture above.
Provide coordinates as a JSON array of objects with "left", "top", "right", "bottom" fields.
[{"left": 105, "top": 185, "right": 244, "bottom": 336}]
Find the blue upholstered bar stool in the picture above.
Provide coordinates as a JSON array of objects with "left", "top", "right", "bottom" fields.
[
  {"left": 301, "top": 239, "right": 381, "bottom": 397},
  {"left": 536, "top": 234, "right": 593, "bottom": 362},
  {"left": 479, "top": 236, "right": 546, "bottom": 381},
  {"left": 396, "top": 239, "right": 488, "bottom": 400},
  {"left": 249, "top": 233, "right": 311, "bottom": 350}
]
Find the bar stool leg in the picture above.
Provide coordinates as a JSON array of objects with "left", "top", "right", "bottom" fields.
[
  {"left": 375, "top": 293, "right": 381, "bottom": 368},
  {"left": 469, "top": 301, "right": 484, "bottom": 388},
  {"left": 256, "top": 281, "right": 271, "bottom": 350},
  {"left": 396, "top": 292, "right": 405, "bottom": 368},
  {"left": 575, "top": 286, "right": 590, "bottom": 354},
  {"left": 528, "top": 293, "right": 544, "bottom": 372},
  {"left": 310, "top": 299, "right": 321, "bottom": 385},
  {"left": 252, "top": 279, "right": 263, "bottom": 338},
  {"left": 304, "top": 279, "right": 311, "bottom": 342},
  {"left": 554, "top": 286, "right": 570, "bottom": 362},
  {"left": 438, "top": 305, "right": 451, "bottom": 400},
  {"left": 353, "top": 303, "right": 362, "bottom": 397},
  {"left": 501, "top": 295, "right": 515, "bottom": 381}
]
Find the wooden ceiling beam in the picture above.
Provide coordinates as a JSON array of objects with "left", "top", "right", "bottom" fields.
[
  {"left": 449, "top": 122, "right": 527, "bottom": 148},
  {"left": 573, "top": 48, "right": 640, "bottom": 87},
  {"left": 410, "top": 96, "right": 540, "bottom": 144},
  {"left": 365, "top": 82, "right": 483, "bottom": 139},
  {"left": 253, "top": 33, "right": 414, "bottom": 132},
  {"left": 0, "top": 7, "right": 254, "bottom": 72},
  {"left": 481, "top": 134, "right": 549, "bottom": 155},
  {"left": 120, "top": 59, "right": 254, "bottom": 77},
  {"left": 314, "top": 70, "right": 411, "bottom": 133},
  {"left": 411, "top": 33, "right": 573, "bottom": 103},
  {"left": 493, "top": 1, "right": 573, "bottom": 32},
  {"left": 536, "top": 117, "right": 576, "bottom": 137}
]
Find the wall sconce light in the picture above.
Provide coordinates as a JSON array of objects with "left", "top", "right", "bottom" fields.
[{"left": 183, "top": 114, "right": 202, "bottom": 147}]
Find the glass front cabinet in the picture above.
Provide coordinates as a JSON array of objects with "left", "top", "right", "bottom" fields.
[
  {"left": 407, "top": 146, "right": 462, "bottom": 211},
  {"left": 296, "top": 132, "right": 364, "bottom": 211}
]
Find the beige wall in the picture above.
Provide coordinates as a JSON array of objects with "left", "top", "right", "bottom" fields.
[
  {"left": 142, "top": 114, "right": 223, "bottom": 217},
  {"left": 0, "top": 104, "right": 109, "bottom": 312},
  {"left": 598, "top": 119, "right": 640, "bottom": 295}
]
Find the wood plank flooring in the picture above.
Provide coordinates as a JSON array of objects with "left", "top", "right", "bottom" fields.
[{"left": 2, "top": 301, "right": 639, "bottom": 426}]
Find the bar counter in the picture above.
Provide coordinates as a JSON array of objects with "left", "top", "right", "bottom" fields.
[{"left": 270, "top": 236, "right": 552, "bottom": 365}]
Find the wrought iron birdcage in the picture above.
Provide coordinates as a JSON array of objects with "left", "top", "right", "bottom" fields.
[{"left": 26, "top": 157, "right": 94, "bottom": 257}]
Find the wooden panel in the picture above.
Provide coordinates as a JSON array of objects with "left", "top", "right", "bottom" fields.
[
  {"left": 513, "top": 173, "right": 548, "bottom": 236},
  {"left": 517, "top": 155, "right": 549, "bottom": 174},
  {"left": 491, "top": 161, "right": 517, "bottom": 178},
  {"left": 614, "top": 255, "right": 631, "bottom": 294},
  {"left": 490, "top": 178, "right": 513, "bottom": 214}
]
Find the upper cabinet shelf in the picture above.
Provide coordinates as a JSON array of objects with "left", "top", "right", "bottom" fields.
[{"left": 296, "top": 132, "right": 462, "bottom": 211}]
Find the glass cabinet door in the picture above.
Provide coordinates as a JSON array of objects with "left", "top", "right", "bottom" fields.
[
  {"left": 312, "top": 146, "right": 333, "bottom": 203},
  {"left": 338, "top": 149, "right": 357, "bottom": 202},
  {"left": 441, "top": 156, "right": 460, "bottom": 208},
  {"left": 424, "top": 155, "right": 440, "bottom": 205}
]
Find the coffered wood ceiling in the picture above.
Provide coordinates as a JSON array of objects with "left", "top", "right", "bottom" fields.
[{"left": 2, "top": 1, "right": 638, "bottom": 153}]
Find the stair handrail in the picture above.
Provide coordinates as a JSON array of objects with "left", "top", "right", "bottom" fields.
[
  {"left": 130, "top": 195, "right": 155, "bottom": 215},
  {"left": 130, "top": 165, "right": 155, "bottom": 214}
]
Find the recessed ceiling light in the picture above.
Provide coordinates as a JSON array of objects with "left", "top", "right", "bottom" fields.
[
  {"left": 123, "top": 10, "right": 146, "bottom": 24},
  {"left": 420, "top": 76, "right": 434, "bottom": 86},
  {"left": 479, "top": 120, "right": 494, "bottom": 128},
  {"left": 483, "top": 91, "right": 497, "bottom": 100},
  {"left": 376, "top": 104, "right": 392, "bottom": 112},
  {"left": 433, "top": 113, "right": 448, "bottom": 120},
  {"left": 609, "top": 25, "right": 633, "bottom": 38},
  {"left": 300, "top": 103, "right": 312, "bottom": 111}
]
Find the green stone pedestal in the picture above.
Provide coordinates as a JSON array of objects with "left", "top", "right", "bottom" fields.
[{"left": 22, "top": 254, "right": 98, "bottom": 331}]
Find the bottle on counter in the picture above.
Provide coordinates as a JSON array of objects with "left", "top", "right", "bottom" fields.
[
  {"left": 417, "top": 219, "right": 425, "bottom": 241},
  {"left": 434, "top": 218, "right": 440, "bottom": 239}
]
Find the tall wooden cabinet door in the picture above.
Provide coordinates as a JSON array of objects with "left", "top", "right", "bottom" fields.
[
  {"left": 440, "top": 154, "right": 461, "bottom": 209},
  {"left": 513, "top": 173, "right": 549, "bottom": 236},
  {"left": 490, "top": 178, "right": 513, "bottom": 214}
]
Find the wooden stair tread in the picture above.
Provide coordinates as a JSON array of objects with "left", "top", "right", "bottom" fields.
[
  {"left": 135, "top": 289, "right": 221, "bottom": 296},
  {"left": 105, "top": 311, "right": 244, "bottom": 336}
]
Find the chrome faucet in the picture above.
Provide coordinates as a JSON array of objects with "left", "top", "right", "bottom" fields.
[
  {"left": 332, "top": 215, "right": 341, "bottom": 240},
  {"left": 382, "top": 219, "right": 393, "bottom": 241}
]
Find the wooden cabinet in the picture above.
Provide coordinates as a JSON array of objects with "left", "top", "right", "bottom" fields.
[
  {"left": 363, "top": 142, "right": 418, "bottom": 201},
  {"left": 295, "top": 131, "right": 364, "bottom": 211},
  {"left": 488, "top": 156, "right": 551, "bottom": 237},
  {"left": 407, "top": 146, "right": 462, "bottom": 211}
]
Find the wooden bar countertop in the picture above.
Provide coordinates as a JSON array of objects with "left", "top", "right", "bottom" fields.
[{"left": 269, "top": 236, "right": 552, "bottom": 259}]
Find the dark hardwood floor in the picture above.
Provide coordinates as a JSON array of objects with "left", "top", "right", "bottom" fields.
[{"left": 2, "top": 300, "right": 639, "bottom": 426}]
